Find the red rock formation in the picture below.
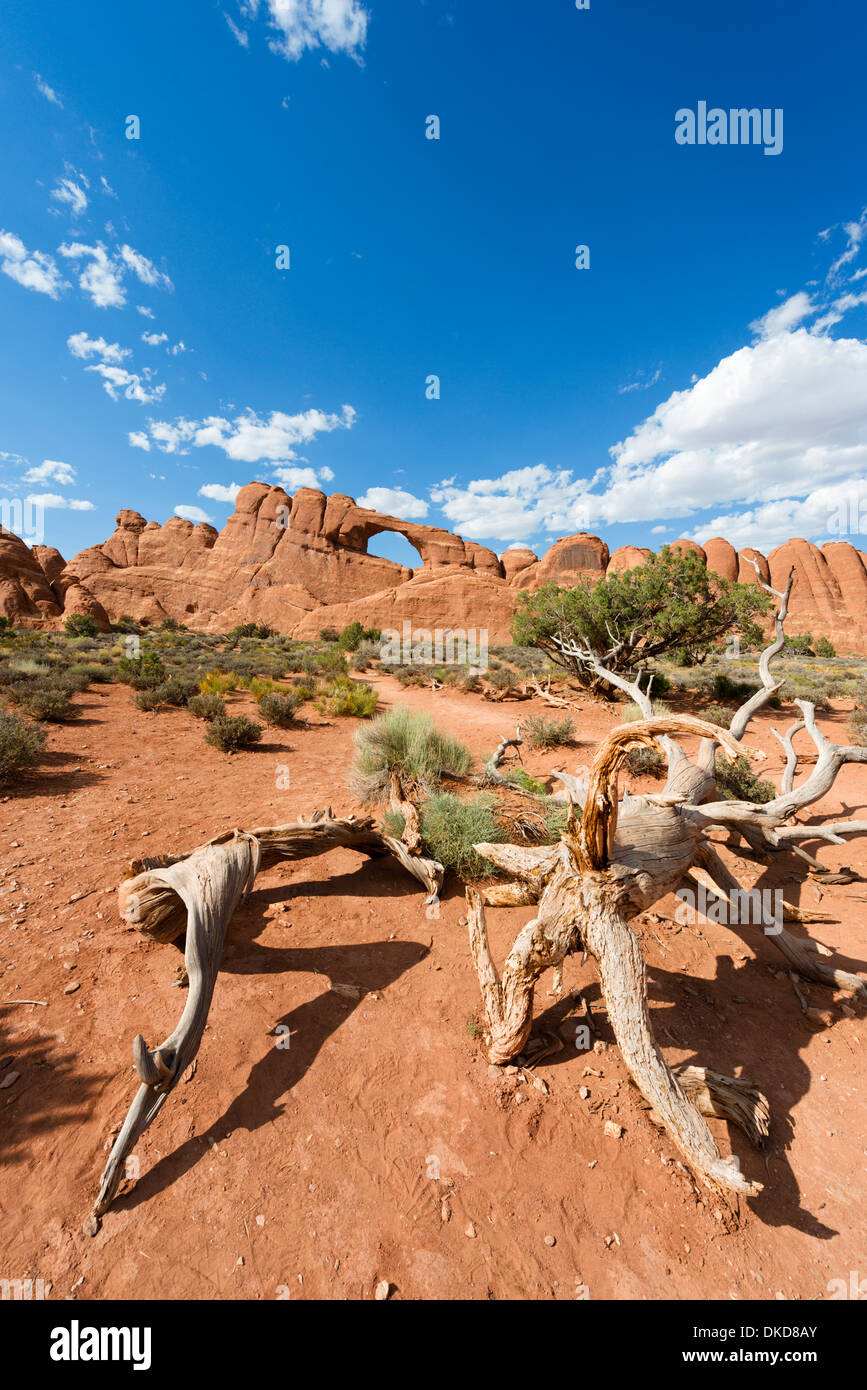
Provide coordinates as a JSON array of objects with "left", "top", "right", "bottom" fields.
[
  {"left": 607, "top": 545, "right": 652, "bottom": 577},
  {"left": 4, "top": 487, "right": 867, "bottom": 652},
  {"left": 0, "top": 529, "right": 63, "bottom": 624}
]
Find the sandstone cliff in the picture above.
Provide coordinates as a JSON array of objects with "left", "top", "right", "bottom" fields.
[{"left": 2, "top": 483, "right": 866, "bottom": 652}]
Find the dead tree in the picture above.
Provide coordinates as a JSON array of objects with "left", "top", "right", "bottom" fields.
[
  {"left": 467, "top": 570, "right": 867, "bottom": 1198},
  {"left": 94, "top": 812, "right": 442, "bottom": 1218}
]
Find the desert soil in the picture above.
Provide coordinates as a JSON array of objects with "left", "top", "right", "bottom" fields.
[{"left": 1, "top": 674, "right": 865, "bottom": 1301}]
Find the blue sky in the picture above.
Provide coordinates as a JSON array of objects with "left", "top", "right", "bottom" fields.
[{"left": 2, "top": 0, "right": 867, "bottom": 569}]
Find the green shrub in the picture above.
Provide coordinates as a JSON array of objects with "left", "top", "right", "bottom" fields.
[
  {"left": 319, "top": 627, "right": 340, "bottom": 643},
  {"left": 814, "top": 637, "right": 836, "bottom": 658},
  {"left": 350, "top": 705, "right": 472, "bottom": 802},
  {"left": 337, "top": 620, "right": 366, "bottom": 651},
  {"left": 522, "top": 714, "right": 576, "bottom": 749},
  {"left": 188, "top": 693, "right": 226, "bottom": 721},
  {"left": 418, "top": 792, "right": 504, "bottom": 879},
  {"left": 133, "top": 688, "right": 162, "bottom": 712},
  {"left": 64, "top": 614, "right": 100, "bottom": 638},
  {"left": 715, "top": 755, "right": 776, "bottom": 804},
  {"left": 204, "top": 715, "right": 263, "bottom": 754},
  {"left": 711, "top": 672, "right": 759, "bottom": 702},
  {"left": 116, "top": 650, "right": 167, "bottom": 690},
  {"left": 259, "top": 691, "right": 304, "bottom": 727},
  {"left": 23, "top": 685, "right": 76, "bottom": 722},
  {"left": 0, "top": 711, "right": 46, "bottom": 783}
]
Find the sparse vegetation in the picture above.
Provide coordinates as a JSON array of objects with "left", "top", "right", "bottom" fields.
[
  {"left": 714, "top": 755, "right": 776, "bottom": 804},
  {"left": 258, "top": 691, "right": 305, "bottom": 727},
  {"left": 188, "top": 693, "right": 226, "bottom": 721},
  {"left": 418, "top": 791, "right": 503, "bottom": 879},
  {"left": 0, "top": 710, "right": 45, "bottom": 783},
  {"left": 522, "top": 714, "right": 576, "bottom": 749},
  {"left": 350, "top": 706, "right": 472, "bottom": 802},
  {"left": 204, "top": 714, "right": 263, "bottom": 754},
  {"left": 64, "top": 614, "right": 100, "bottom": 638}
]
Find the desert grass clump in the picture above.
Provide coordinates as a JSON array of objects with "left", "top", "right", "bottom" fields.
[
  {"left": 0, "top": 711, "right": 46, "bottom": 784},
  {"left": 204, "top": 714, "right": 263, "bottom": 754},
  {"left": 418, "top": 791, "right": 503, "bottom": 880},
  {"left": 522, "top": 713, "right": 576, "bottom": 749},
  {"left": 350, "top": 705, "right": 472, "bottom": 803},
  {"left": 258, "top": 691, "right": 305, "bottom": 727},
  {"left": 317, "top": 676, "right": 379, "bottom": 719}
]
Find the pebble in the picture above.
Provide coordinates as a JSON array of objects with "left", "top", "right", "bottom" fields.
[
  {"left": 579, "top": 1086, "right": 590, "bottom": 1100},
  {"left": 544, "top": 1235, "right": 556, "bottom": 1247},
  {"left": 0, "top": 1070, "right": 20, "bottom": 1089},
  {"left": 64, "top": 982, "right": 81, "bottom": 994},
  {"left": 465, "top": 1223, "right": 476, "bottom": 1239},
  {"left": 374, "top": 1280, "right": 391, "bottom": 1301},
  {"left": 604, "top": 1120, "right": 623, "bottom": 1139}
]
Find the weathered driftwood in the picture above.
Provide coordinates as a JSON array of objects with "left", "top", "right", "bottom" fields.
[
  {"left": 466, "top": 573, "right": 867, "bottom": 1199},
  {"left": 119, "top": 810, "right": 441, "bottom": 945},
  {"left": 96, "top": 830, "right": 261, "bottom": 1216},
  {"left": 95, "top": 812, "right": 443, "bottom": 1217}
]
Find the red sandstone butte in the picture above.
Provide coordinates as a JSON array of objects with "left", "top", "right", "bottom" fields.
[{"left": 2, "top": 485, "right": 866, "bottom": 651}]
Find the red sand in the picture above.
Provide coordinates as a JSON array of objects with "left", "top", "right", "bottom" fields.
[{"left": 1, "top": 675, "right": 865, "bottom": 1300}]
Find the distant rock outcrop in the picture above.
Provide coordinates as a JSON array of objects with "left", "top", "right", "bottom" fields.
[{"left": 3, "top": 482, "right": 867, "bottom": 651}]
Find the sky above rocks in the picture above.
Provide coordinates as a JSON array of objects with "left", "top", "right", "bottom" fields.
[{"left": 1, "top": 0, "right": 866, "bottom": 565}]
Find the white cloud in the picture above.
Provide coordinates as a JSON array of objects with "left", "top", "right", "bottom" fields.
[
  {"left": 129, "top": 431, "right": 151, "bottom": 451},
  {"left": 174, "top": 504, "right": 214, "bottom": 524},
  {"left": 749, "top": 291, "right": 815, "bottom": 340},
  {"left": 26, "top": 492, "right": 94, "bottom": 511},
  {"left": 67, "top": 331, "right": 130, "bottom": 364},
  {"left": 137, "top": 305, "right": 155, "bottom": 318},
  {"left": 432, "top": 329, "right": 867, "bottom": 544},
  {"left": 249, "top": 0, "right": 369, "bottom": 62},
  {"left": 142, "top": 331, "right": 168, "bottom": 346},
  {"left": 169, "top": 340, "right": 188, "bottom": 355},
  {"left": 138, "top": 403, "right": 355, "bottom": 459},
  {"left": 0, "top": 229, "right": 65, "bottom": 298},
  {"left": 357, "top": 486, "right": 429, "bottom": 518},
  {"left": 100, "top": 176, "right": 117, "bottom": 198},
  {"left": 34, "top": 74, "right": 62, "bottom": 107},
  {"left": 692, "top": 479, "right": 867, "bottom": 551},
  {"left": 618, "top": 365, "right": 662, "bottom": 394},
  {"left": 86, "top": 364, "right": 166, "bottom": 404},
  {"left": 119, "top": 244, "right": 173, "bottom": 291},
  {"left": 58, "top": 241, "right": 172, "bottom": 308},
  {"left": 271, "top": 465, "right": 328, "bottom": 489},
  {"left": 50, "top": 175, "right": 89, "bottom": 217},
  {"left": 58, "top": 241, "right": 126, "bottom": 307},
  {"left": 22, "top": 459, "right": 76, "bottom": 486},
  {"left": 224, "top": 11, "right": 249, "bottom": 45},
  {"left": 827, "top": 208, "right": 867, "bottom": 281},
  {"left": 199, "top": 482, "right": 241, "bottom": 503}
]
